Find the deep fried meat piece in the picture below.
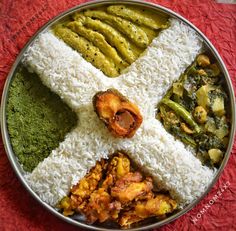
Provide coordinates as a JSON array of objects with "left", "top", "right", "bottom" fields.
[
  {"left": 83, "top": 188, "right": 123, "bottom": 223},
  {"left": 93, "top": 89, "right": 143, "bottom": 138},
  {"left": 135, "top": 194, "right": 177, "bottom": 217},
  {"left": 82, "top": 153, "right": 131, "bottom": 221},
  {"left": 111, "top": 172, "right": 153, "bottom": 205},
  {"left": 119, "top": 194, "right": 177, "bottom": 227},
  {"left": 119, "top": 211, "right": 141, "bottom": 227}
]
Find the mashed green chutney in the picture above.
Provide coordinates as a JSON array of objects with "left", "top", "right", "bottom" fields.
[{"left": 7, "top": 66, "right": 77, "bottom": 172}]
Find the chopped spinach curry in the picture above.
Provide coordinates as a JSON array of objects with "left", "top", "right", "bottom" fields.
[
  {"left": 157, "top": 54, "right": 230, "bottom": 167},
  {"left": 7, "top": 66, "right": 77, "bottom": 172}
]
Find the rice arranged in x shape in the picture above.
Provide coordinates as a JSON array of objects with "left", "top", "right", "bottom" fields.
[{"left": 23, "top": 18, "right": 215, "bottom": 207}]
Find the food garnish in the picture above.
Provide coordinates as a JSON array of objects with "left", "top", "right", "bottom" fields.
[
  {"left": 157, "top": 54, "right": 230, "bottom": 166},
  {"left": 93, "top": 89, "right": 143, "bottom": 138},
  {"left": 59, "top": 153, "right": 177, "bottom": 227}
]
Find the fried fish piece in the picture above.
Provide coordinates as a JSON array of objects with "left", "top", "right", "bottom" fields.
[{"left": 93, "top": 89, "right": 143, "bottom": 138}]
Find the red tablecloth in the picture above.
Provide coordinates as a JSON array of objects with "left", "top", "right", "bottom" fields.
[{"left": 0, "top": 0, "right": 235, "bottom": 230}]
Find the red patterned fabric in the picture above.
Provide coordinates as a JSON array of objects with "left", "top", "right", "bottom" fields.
[{"left": 0, "top": 0, "right": 235, "bottom": 230}]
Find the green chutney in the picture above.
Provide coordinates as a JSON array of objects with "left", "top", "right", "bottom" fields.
[{"left": 7, "top": 66, "right": 77, "bottom": 172}]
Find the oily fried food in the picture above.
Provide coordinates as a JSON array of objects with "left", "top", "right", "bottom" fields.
[
  {"left": 59, "top": 159, "right": 107, "bottom": 215},
  {"left": 119, "top": 194, "right": 177, "bottom": 227},
  {"left": 59, "top": 153, "right": 177, "bottom": 227},
  {"left": 93, "top": 89, "right": 143, "bottom": 138},
  {"left": 107, "top": 152, "right": 130, "bottom": 180},
  {"left": 111, "top": 172, "right": 153, "bottom": 205},
  {"left": 82, "top": 188, "right": 112, "bottom": 223},
  {"left": 81, "top": 188, "right": 123, "bottom": 223},
  {"left": 101, "top": 152, "right": 130, "bottom": 190}
]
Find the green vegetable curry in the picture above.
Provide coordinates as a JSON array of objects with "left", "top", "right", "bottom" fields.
[{"left": 157, "top": 54, "right": 231, "bottom": 167}]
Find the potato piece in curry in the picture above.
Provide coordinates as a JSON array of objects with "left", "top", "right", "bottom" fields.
[
  {"left": 59, "top": 153, "right": 177, "bottom": 227},
  {"left": 119, "top": 195, "right": 177, "bottom": 227}
]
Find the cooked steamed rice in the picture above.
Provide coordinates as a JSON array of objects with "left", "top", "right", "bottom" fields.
[{"left": 23, "top": 19, "right": 215, "bottom": 207}]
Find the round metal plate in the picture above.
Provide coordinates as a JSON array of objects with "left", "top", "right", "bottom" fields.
[{"left": 1, "top": 0, "right": 235, "bottom": 230}]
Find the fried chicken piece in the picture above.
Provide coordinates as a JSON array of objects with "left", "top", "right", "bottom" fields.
[
  {"left": 111, "top": 172, "right": 153, "bottom": 205},
  {"left": 82, "top": 187, "right": 123, "bottom": 223},
  {"left": 119, "top": 194, "right": 177, "bottom": 227},
  {"left": 73, "top": 154, "right": 131, "bottom": 223},
  {"left": 82, "top": 175, "right": 125, "bottom": 223},
  {"left": 60, "top": 154, "right": 177, "bottom": 227},
  {"left": 135, "top": 194, "right": 177, "bottom": 217},
  {"left": 119, "top": 211, "right": 141, "bottom": 227}
]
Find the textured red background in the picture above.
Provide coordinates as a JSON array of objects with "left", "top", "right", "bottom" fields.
[{"left": 0, "top": 0, "right": 236, "bottom": 230}]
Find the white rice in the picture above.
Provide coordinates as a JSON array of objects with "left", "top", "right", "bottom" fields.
[{"left": 23, "top": 19, "right": 215, "bottom": 207}]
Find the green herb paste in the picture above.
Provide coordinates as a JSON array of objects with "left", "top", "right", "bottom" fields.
[{"left": 7, "top": 66, "right": 77, "bottom": 172}]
